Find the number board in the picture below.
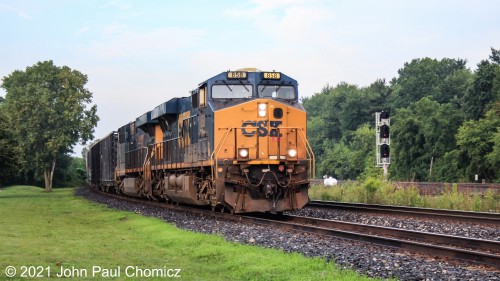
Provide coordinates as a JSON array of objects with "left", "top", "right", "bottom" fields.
[
  {"left": 263, "top": 72, "right": 281, "bottom": 80},
  {"left": 227, "top": 71, "right": 248, "bottom": 79}
]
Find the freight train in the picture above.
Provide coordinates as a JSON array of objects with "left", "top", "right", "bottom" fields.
[{"left": 86, "top": 68, "right": 314, "bottom": 213}]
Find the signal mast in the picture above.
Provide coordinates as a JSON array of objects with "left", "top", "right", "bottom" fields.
[{"left": 376, "top": 111, "right": 390, "bottom": 178}]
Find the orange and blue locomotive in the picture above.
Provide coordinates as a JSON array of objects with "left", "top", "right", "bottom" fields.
[{"left": 87, "top": 68, "right": 314, "bottom": 213}]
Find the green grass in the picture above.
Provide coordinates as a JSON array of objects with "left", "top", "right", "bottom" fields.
[
  {"left": 309, "top": 180, "right": 499, "bottom": 212},
  {"left": 0, "top": 186, "right": 374, "bottom": 281}
]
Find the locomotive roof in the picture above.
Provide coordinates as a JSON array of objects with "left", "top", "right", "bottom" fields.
[
  {"left": 124, "top": 69, "right": 298, "bottom": 128},
  {"left": 198, "top": 69, "right": 297, "bottom": 86}
]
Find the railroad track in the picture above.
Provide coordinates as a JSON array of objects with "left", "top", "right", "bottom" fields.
[
  {"left": 308, "top": 200, "right": 500, "bottom": 225},
  {"left": 88, "top": 188, "right": 500, "bottom": 268},
  {"left": 257, "top": 214, "right": 500, "bottom": 267}
]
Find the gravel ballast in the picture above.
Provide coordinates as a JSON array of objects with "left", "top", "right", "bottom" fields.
[
  {"left": 77, "top": 187, "right": 500, "bottom": 280},
  {"left": 289, "top": 207, "right": 500, "bottom": 242}
]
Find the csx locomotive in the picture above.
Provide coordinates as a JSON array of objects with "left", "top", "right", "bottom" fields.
[{"left": 87, "top": 68, "right": 314, "bottom": 213}]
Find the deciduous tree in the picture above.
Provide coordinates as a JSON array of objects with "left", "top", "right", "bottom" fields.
[
  {"left": 456, "top": 106, "right": 499, "bottom": 181},
  {"left": 463, "top": 49, "right": 499, "bottom": 120},
  {"left": 390, "top": 58, "right": 467, "bottom": 109},
  {"left": 1, "top": 61, "right": 99, "bottom": 191},
  {"left": 389, "top": 98, "right": 463, "bottom": 181},
  {"left": 0, "top": 104, "right": 22, "bottom": 185}
]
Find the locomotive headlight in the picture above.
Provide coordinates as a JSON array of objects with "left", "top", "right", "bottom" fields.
[
  {"left": 258, "top": 103, "right": 267, "bottom": 118},
  {"left": 238, "top": 148, "right": 249, "bottom": 159},
  {"left": 287, "top": 148, "right": 297, "bottom": 159}
]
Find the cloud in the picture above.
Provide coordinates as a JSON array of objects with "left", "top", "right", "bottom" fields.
[
  {"left": 0, "top": 4, "right": 31, "bottom": 20},
  {"left": 184, "top": 42, "right": 350, "bottom": 97},
  {"left": 102, "top": 0, "right": 132, "bottom": 10},
  {"left": 224, "top": 0, "right": 330, "bottom": 43},
  {"left": 76, "top": 25, "right": 91, "bottom": 34},
  {"left": 80, "top": 26, "right": 206, "bottom": 59}
]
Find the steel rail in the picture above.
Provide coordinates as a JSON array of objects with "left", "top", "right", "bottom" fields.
[
  {"left": 268, "top": 214, "right": 500, "bottom": 253},
  {"left": 247, "top": 215, "right": 500, "bottom": 267},
  {"left": 308, "top": 201, "right": 500, "bottom": 225},
  {"left": 88, "top": 188, "right": 500, "bottom": 268}
]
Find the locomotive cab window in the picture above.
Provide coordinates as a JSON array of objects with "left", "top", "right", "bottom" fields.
[
  {"left": 258, "top": 85, "right": 295, "bottom": 100},
  {"left": 191, "top": 91, "right": 198, "bottom": 108},
  {"left": 212, "top": 84, "right": 253, "bottom": 99},
  {"left": 199, "top": 86, "right": 207, "bottom": 107}
]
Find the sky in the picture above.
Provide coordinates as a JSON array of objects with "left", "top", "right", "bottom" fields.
[{"left": 1, "top": 0, "right": 499, "bottom": 156}]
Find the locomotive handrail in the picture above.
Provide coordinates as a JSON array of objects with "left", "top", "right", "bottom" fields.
[
  {"left": 181, "top": 114, "right": 198, "bottom": 121},
  {"left": 298, "top": 128, "right": 315, "bottom": 180},
  {"left": 211, "top": 128, "right": 233, "bottom": 183},
  {"left": 151, "top": 137, "right": 181, "bottom": 167},
  {"left": 143, "top": 146, "right": 150, "bottom": 169},
  {"left": 125, "top": 146, "right": 148, "bottom": 171},
  {"left": 159, "top": 136, "right": 181, "bottom": 143},
  {"left": 142, "top": 147, "right": 153, "bottom": 194},
  {"left": 216, "top": 126, "right": 310, "bottom": 160},
  {"left": 126, "top": 146, "right": 149, "bottom": 153},
  {"left": 210, "top": 126, "right": 314, "bottom": 184}
]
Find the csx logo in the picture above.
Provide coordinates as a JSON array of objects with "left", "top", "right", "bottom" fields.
[{"left": 241, "top": 121, "right": 282, "bottom": 137}]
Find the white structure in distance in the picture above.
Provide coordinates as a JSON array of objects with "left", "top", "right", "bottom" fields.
[{"left": 323, "top": 175, "right": 338, "bottom": 186}]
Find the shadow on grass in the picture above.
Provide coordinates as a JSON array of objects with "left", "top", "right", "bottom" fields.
[
  {"left": 0, "top": 193, "right": 74, "bottom": 199},
  {"left": 0, "top": 186, "right": 76, "bottom": 199}
]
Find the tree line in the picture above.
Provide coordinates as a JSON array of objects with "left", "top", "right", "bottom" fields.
[
  {"left": 302, "top": 48, "right": 500, "bottom": 183},
  {"left": 0, "top": 61, "right": 98, "bottom": 190},
  {"left": 1, "top": 51, "right": 498, "bottom": 189}
]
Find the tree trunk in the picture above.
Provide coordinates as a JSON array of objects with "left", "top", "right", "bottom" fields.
[{"left": 44, "top": 159, "right": 56, "bottom": 192}]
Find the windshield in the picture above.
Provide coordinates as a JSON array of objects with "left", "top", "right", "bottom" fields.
[
  {"left": 212, "top": 84, "right": 253, "bottom": 99},
  {"left": 258, "top": 85, "right": 295, "bottom": 100}
]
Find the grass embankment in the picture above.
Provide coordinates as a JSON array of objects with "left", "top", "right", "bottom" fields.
[
  {"left": 0, "top": 186, "right": 374, "bottom": 281},
  {"left": 310, "top": 180, "right": 499, "bottom": 212}
]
